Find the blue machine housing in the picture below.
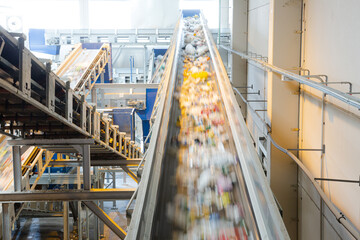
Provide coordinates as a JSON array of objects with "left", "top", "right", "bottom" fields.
[
  {"left": 136, "top": 88, "right": 157, "bottom": 141},
  {"left": 113, "top": 108, "right": 136, "bottom": 140},
  {"left": 112, "top": 88, "right": 157, "bottom": 142},
  {"left": 153, "top": 48, "right": 167, "bottom": 58},
  {"left": 182, "top": 9, "right": 201, "bottom": 18},
  {"left": 28, "top": 29, "right": 60, "bottom": 55}
]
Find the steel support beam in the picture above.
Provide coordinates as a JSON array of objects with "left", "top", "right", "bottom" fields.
[
  {"left": 12, "top": 146, "right": 22, "bottom": 192},
  {"left": 93, "top": 83, "right": 159, "bottom": 89},
  {"left": 121, "top": 166, "right": 139, "bottom": 183},
  {"left": 112, "top": 172, "right": 116, "bottom": 208},
  {"left": 0, "top": 189, "right": 135, "bottom": 202},
  {"left": 63, "top": 201, "right": 69, "bottom": 240},
  {"left": 83, "top": 201, "right": 126, "bottom": 239},
  {"left": 8, "top": 138, "right": 94, "bottom": 146},
  {"left": 2, "top": 203, "right": 11, "bottom": 240},
  {"left": 82, "top": 145, "right": 91, "bottom": 190},
  {"left": 48, "top": 159, "right": 141, "bottom": 167}
]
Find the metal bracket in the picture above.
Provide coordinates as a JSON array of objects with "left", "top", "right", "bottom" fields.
[
  {"left": 314, "top": 175, "right": 360, "bottom": 186},
  {"left": 281, "top": 75, "right": 292, "bottom": 82},
  {"left": 240, "top": 90, "right": 260, "bottom": 95},
  {"left": 288, "top": 144, "right": 325, "bottom": 154},
  {"left": 233, "top": 84, "right": 254, "bottom": 89}
]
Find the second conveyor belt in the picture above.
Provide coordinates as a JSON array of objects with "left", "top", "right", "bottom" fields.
[{"left": 127, "top": 11, "right": 290, "bottom": 240}]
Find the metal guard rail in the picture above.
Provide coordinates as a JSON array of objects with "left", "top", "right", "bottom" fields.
[
  {"left": 233, "top": 81, "right": 360, "bottom": 240},
  {"left": 221, "top": 45, "right": 360, "bottom": 110},
  {"left": 228, "top": 62, "right": 360, "bottom": 238}
]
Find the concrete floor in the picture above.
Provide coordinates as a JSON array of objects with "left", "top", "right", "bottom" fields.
[{"left": 12, "top": 173, "right": 137, "bottom": 240}]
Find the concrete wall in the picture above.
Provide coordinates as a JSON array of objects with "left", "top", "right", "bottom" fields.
[
  {"left": 299, "top": 0, "right": 360, "bottom": 235},
  {"left": 244, "top": 1, "right": 302, "bottom": 239}
]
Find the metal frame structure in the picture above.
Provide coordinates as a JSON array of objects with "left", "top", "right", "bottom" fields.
[
  {"left": 0, "top": 138, "right": 134, "bottom": 239},
  {"left": 44, "top": 28, "right": 230, "bottom": 46},
  {"left": 0, "top": 25, "right": 141, "bottom": 159},
  {"left": 0, "top": 25, "right": 144, "bottom": 239}
]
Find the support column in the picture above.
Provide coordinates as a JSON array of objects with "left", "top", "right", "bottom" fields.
[
  {"left": 94, "top": 167, "right": 100, "bottom": 240},
  {"left": 77, "top": 165, "right": 83, "bottom": 240},
  {"left": 143, "top": 45, "right": 147, "bottom": 83},
  {"left": 86, "top": 208, "right": 90, "bottom": 239},
  {"left": 267, "top": 0, "right": 302, "bottom": 238},
  {"left": 63, "top": 201, "right": 69, "bottom": 240},
  {"left": 79, "top": 0, "right": 89, "bottom": 29},
  {"left": 91, "top": 88, "right": 97, "bottom": 105},
  {"left": 2, "top": 203, "right": 11, "bottom": 240},
  {"left": 231, "top": 0, "right": 248, "bottom": 116},
  {"left": 82, "top": 145, "right": 91, "bottom": 190},
  {"left": 112, "top": 172, "right": 116, "bottom": 209},
  {"left": 99, "top": 173, "right": 105, "bottom": 237},
  {"left": 12, "top": 145, "right": 22, "bottom": 192}
]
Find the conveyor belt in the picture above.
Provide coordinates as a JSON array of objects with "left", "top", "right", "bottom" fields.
[
  {"left": 56, "top": 43, "right": 111, "bottom": 96},
  {"left": 0, "top": 26, "right": 141, "bottom": 161},
  {"left": 127, "top": 11, "right": 289, "bottom": 240}
]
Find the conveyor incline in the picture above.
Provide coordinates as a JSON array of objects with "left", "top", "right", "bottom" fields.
[
  {"left": 127, "top": 11, "right": 289, "bottom": 240},
  {"left": 0, "top": 26, "right": 141, "bottom": 161}
]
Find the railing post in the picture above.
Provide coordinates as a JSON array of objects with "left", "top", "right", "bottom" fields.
[
  {"left": 80, "top": 95, "right": 87, "bottom": 130},
  {"left": 65, "top": 81, "right": 73, "bottom": 122},
  {"left": 46, "top": 62, "right": 55, "bottom": 112},
  {"left": 18, "top": 37, "right": 31, "bottom": 96}
]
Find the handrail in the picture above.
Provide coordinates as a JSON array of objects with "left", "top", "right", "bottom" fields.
[
  {"left": 268, "top": 135, "right": 360, "bottom": 239},
  {"left": 232, "top": 78, "right": 360, "bottom": 239},
  {"left": 221, "top": 45, "right": 360, "bottom": 110}
]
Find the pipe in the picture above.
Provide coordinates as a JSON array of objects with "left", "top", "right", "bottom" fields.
[{"left": 221, "top": 45, "right": 360, "bottom": 109}]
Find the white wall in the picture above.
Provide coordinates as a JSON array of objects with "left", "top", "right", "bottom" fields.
[
  {"left": 233, "top": 0, "right": 360, "bottom": 238},
  {"left": 300, "top": 0, "right": 360, "bottom": 232},
  {"left": 131, "top": 0, "right": 179, "bottom": 28},
  {"left": 246, "top": 0, "right": 270, "bottom": 140}
]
